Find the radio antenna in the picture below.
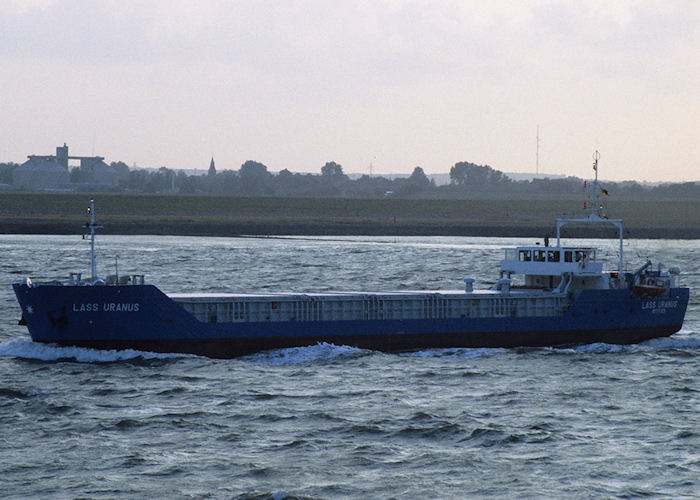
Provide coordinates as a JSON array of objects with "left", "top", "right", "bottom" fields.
[
  {"left": 536, "top": 125, "right": 540, "bottom": 177},
  {"left": 85, "top": 199, "right": 103, "bottom": 282}
]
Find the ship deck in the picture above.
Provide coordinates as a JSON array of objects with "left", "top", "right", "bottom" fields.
[
  {"left": 167, "top": 288, "right": 555, "bottom": 301},
  {"left": 168, "top": 288, "right": 568, "bottom": 324}
]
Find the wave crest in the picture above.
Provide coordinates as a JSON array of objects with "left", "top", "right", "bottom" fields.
[
  {"left": 0, "top": 338, "right": 195, "bottom": 363},
  {"left": 242, "top": 342, "right": 368, "bottom": 366}
]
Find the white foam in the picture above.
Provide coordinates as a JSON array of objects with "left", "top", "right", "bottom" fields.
[
  {"left": 567, "top": 342, "right": 632, "bottom": 354},
  {"left": 639, "top": 334, "right": 700, "bottom": 350},
  {"left": 401, "top": 347, "right": 506, "bottom": 359},
  {"left": 407, "top": 332, "right": 700, "bottom": 357},
  {"left": 3, "top": 332, "right": 695, "bottom": 365},
  {"left": 242, "top": 342, "right": 367, "bottom": 366},
  {"left": 549, "top": 333, "right": 700, "bottom": 354},
  {"left": 0, "top": 338, "right": 196, "bottom": 362}
]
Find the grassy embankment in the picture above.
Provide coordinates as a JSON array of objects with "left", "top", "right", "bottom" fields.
[{"left": 0, "top": 192, "right": 698, "bottom": 239}]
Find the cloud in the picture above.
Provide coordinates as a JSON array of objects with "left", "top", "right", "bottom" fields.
[
  {"left": 2, "top": 1, "right": 697, "bottom": 85},
  {"left": 1, "top": 1, "right": 698, "bottom": 180}
]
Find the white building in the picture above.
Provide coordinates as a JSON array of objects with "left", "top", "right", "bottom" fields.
[
  {"left": 13, "top": 145, "right": 71, "bottom": 191},
  {"left": 77, "top": 156, "right": 119, "bottom": 187},
  {"left": 12, "top": 144, "right": 118, "bottom": 191}
]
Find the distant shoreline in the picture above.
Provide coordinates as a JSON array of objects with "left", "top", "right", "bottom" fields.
[
  {"left": 1, "top": 221, "right": 699, "bottom": 240},
  {"left": 1, "top": 193, "right": 699, "bottom": 239}
]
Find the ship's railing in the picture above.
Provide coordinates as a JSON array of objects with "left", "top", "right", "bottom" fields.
[{"left": 175, "top": 293, "right": 570, "bottom": 324}]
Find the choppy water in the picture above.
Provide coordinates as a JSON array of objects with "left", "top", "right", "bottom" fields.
[{"left": 1, "top": 235, "right": 698, "bottom": 499}]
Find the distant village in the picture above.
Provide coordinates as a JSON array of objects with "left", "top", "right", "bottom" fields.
[
  {"left": 0, "top": 144, "right": 698, "bottom": 200},
  {"left": 6, "top": 144, "right": 120, "bottom": 191}
]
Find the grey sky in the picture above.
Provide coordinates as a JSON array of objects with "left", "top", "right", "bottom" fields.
[{"left": 1, "top": 0, "right": 698, "bottom": 181}]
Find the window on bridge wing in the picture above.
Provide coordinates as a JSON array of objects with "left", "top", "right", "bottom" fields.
[
  {"left": 547, "top": 250, "right": 560, "bottom": 262},
  {"left": 565, "top": 251, "right": 573, "bottom": 262}
]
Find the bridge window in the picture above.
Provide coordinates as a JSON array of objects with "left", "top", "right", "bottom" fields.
[
  {"left": 565, "top": 251, "right": 573, "bottom": 263},
  {"left": 534, "top": 250, "right": 546, "bottom": 262},
  {"left": 575, "top": 250, "right": 587, "bottom": 262},
  {"left": 547, "top": 250, "right": 560, "bottom": 262},
  {"left": 519, "top": 250, "right": 531, "bottom": 262}
]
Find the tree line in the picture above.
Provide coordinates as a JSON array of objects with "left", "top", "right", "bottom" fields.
[{"left": 0, "top": 159, "right": 697, "bottom": 200}]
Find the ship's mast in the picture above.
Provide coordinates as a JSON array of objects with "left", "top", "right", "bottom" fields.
[
  {"left": 556, "top": 151, "right": 624, "bottom": 273},
  {"left": 86, "top": 199, "right": 103, "bottom": 281},
  {"left": 590, "top": 150, "right": 601, "bottom": 218}
]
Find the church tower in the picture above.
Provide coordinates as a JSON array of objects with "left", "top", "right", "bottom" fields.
[{"left": 208, "top": 157, "right": 216, "bottom": 176}]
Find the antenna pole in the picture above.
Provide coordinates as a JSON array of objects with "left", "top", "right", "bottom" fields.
[
  {"left": 557, "top": 152, "right": 624, "bottom": 273},
  {"left": 591, "top": 150, "right": 600, "bottom": 217},
  {"left": 536, "top": 125, "right": 540, "bottom": 177},
  {"left": 86, "top": 199, "right": 103, "bottom": 282}
]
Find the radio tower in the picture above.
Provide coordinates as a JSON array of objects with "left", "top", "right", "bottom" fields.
[{"left": 535, "top": 125, "right": 540, "bottom": 177}]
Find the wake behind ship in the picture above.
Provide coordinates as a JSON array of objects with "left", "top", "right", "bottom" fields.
[{"left": 13, "top": 154, "right": 689, "bottom": 358}]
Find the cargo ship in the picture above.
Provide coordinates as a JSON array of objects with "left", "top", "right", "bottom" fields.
[{"left": 13, "top": 154, "right": 689, "bottom": 358}]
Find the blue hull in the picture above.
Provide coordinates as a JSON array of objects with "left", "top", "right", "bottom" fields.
[{"left": 13, "top": 283, "right": 690, "bottom": 358}]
